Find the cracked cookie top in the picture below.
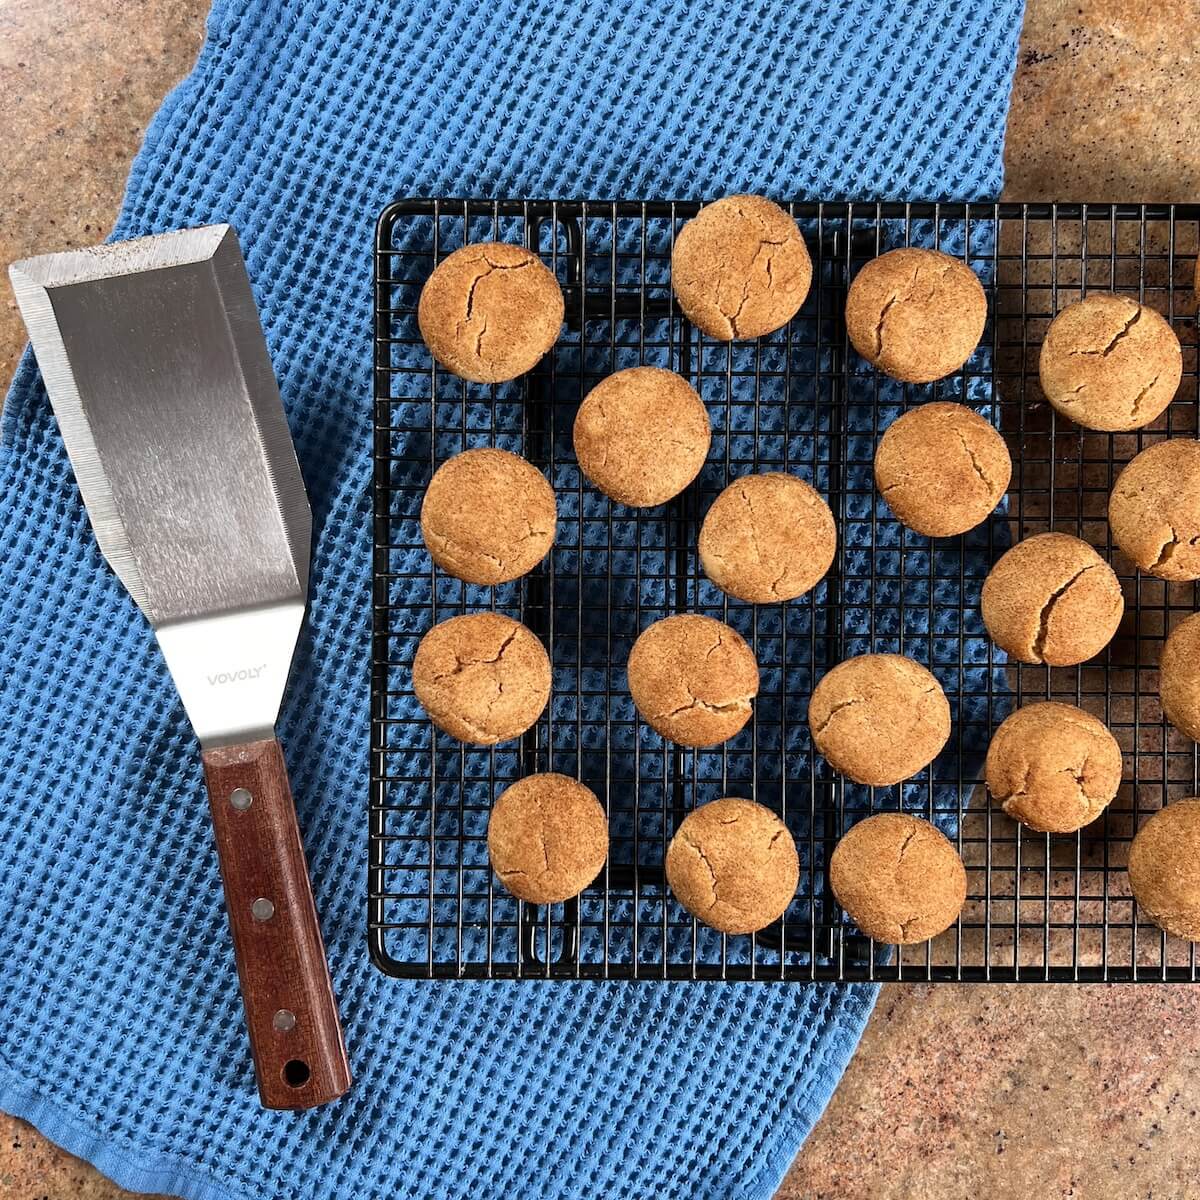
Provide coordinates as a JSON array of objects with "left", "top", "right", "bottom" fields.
[
  {"left": 412, "top": 612, "right": 551, "bottom": 745},
  {"left": 1160, "top": 612, "right": 1200, "bottom": 743},
  {"left": 417, "top": 242, "right": 564, "bottom": 383},
  {"left": 1109, "top": 439, "right": 1200, "bottom": 581},
  {"left": 670, "top": 194, "right": 812, "bottom": 340},
  {"left": 627, "top": 614, "right": 759, "bottom": 747},
  {"left": 574, "top": 366, "right": 711, "bottom": 507},
  {"left": 421, "top": 447, "right": 557, "bottom": 584},
  {"left": 808, "top": 653, "right": 951, "bottom": 787},
  {"left": 874, "top": 402, "right": 1011, "bottom": 538},
  {"left": 1039, "top": 292, "right": 1182, "bottom": 432},
  {"left": 985, "top": 701, "right": 1122, "bottom": 834},
  {"left": 1129, "top": 798, "right": 1200, "bottom": 942},
  {"left": 830, "top": 812, "right": 966, "bottom": 945},
  {"left": 665, "top": 797, "right": 798, "bottom": 934},
  {"left": 487, "top": 773, "right": 608, "bottom": 905},
  {"left": 698, "top": 471, "right": 836, "bottom": 603},
  {"left": 844, "top": 247, "right": 986, "bottom": 384},
  {"left": 981, "top": 533, "right": 1124, "bottom": 666}
]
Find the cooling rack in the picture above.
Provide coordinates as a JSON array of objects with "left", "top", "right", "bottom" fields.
[{"left": 371, "top": 200, "right": 1200, "bottom": 982}]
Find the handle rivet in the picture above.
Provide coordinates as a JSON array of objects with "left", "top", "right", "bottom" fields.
[
  {"left": 251, "top": 897, "right": 275, "bottom": 922},
  {"left": 230, "top": 787, "right": 253, "bottom": 811},
  {"left": 273, "top": 1009, "right": 297, "bottom": 1032}
]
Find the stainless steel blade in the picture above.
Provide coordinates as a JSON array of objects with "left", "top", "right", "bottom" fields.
[{"left": 10, "top": 225, "right": 312, "bottom": 747}]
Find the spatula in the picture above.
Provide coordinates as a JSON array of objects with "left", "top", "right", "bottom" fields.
[{"left": 10, "top": 225, "right": 351, "bottom": 1110}]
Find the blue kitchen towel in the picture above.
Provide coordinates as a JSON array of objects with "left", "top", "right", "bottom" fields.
[{"left": 0, "top": 3, "right": 1023, "bottom": 1199}]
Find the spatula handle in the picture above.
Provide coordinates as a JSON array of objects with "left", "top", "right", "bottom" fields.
[{"left": 201, "top": 737, "right": 351, "bottom": 1110}]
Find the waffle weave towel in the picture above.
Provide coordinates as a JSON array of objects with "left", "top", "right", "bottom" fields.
[{"left": 0, "top": 3, "right": 1023, "bottom": 1198}]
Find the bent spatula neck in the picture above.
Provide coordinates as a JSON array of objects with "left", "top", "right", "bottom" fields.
[{"left": 155, "top": 601, "right": 305, "bottom": 748}]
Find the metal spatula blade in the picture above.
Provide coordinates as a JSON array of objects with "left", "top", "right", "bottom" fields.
[
  {"left": 10, "top": 226, "right": 350, "bottom": 1110},
  {"left": 10, "top": 225, "right": 311, "bottom": 747}
]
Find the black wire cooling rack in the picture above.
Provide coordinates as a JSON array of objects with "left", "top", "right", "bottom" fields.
[{"left": 371, "top": 200, "right": 1200, "bottom": 983}]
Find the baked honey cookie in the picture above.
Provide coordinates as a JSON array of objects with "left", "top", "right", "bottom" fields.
[
  {"left": 487, "top": 774, "right": 608, "bottom": 904},
  {"left": 808, "top": 654, "right": 951, "bottom": 787},
  {"left": 418, "top": 242, "right": 564, "bottom": 383},
  {"left": 671, "top": 195, "right": 812, "bottom": 340},
  {"left": 1109, "top": 439, "right": 1200, "bottom": 581},
  {"left": 573, "top": 366, "right": 711, "bottom": 507},
  {"left": 844, "top": 248, "right": 987, "bottom": 383},
  {"left": 981, "top": 533, "right": 1124, "bottom": 666},
  {"left": 627, "top": 614, "right": 759, "bottom": 747},
  {"left": 985, "top": 701, "right": 1123, "bottom": 833},
  {"left": 665, "top": 797, "right": 799, "bottom": 934},
  {"left": 1038, "top": 293, "right": 1182, "bottom": 432},
  {"left": 698, "top": 472, "right": 836, "bottom": 602},
  {"left": 421, "top": 448, "right": 556, "bottom": 584},
  {"left": 829, "top": 812, "right": 967, "bottom": 944},
  {"left": 1160, "top": 612, "right": 1200, "bottom": 743},
  {"left": 1129, "top": 798, "right": 1200, "bottom": 941},
  {"left": 874, "top": 402, "right": 1011, "bottom": 537},
  {"left": 412, "top": 613, "right": 551, "bottom": 745}
]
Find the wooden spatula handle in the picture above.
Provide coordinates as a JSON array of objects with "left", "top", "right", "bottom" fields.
[{"left": 201, "top": 737, "right": 350, "bottom": 1110}]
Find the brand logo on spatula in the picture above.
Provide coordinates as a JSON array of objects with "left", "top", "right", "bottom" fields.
[{"left": 207, "top": 664, "right": 269, "bottom": 686}]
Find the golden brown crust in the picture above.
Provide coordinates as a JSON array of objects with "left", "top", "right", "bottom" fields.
[
  {"left": 412, "top": 613, "right": 551, "bottom": 745},
  {"left": 807, "top": 654, "right": 951, "bottom": 787},
  {"left": 626, "top": 615, "right": 759, "bottom": 747},
  {"left": 573, "top": 366, "right": 711, "bottom": 507},
  {"left": 1128, "top": 798, "right": 1200, "bottom": 941},
  {"left": 698, "top": 472, "right": 836, "bottom": 602},
  {"left": 420, "top": 448, "right": 556, "bottom": 584},
  {"left": 844, "top": 248, "right": 986, "bottom": 383},
  {"left": 664, "top": 797, "right": 799, "bottom": 934},
  {"left": 985, "top": 701, "right": 1123, "bottom": 833},
  {"left": 1038, "top": 293, "right": 1182, "bottom": 432},
  {"left": 670, "top": 195, "right": 812, "bottom": 340},
  {"left": 980, "top": 533, "right": 1124, "bottom": 666},
  {"left": 874, "top": 402, "right": 1012, "bottom": 537},
  {"left": 487, "top": 774, "right": 608, "bottom": 904},
  {"left": 417, "top": 242, "right": 564, "bottom": 383},
  {"left": 829, "top": 813, "right": 967, "bottom": 944},
  {"left": 1109, "top": 439, "right": 1200, "bottom": 581},
  {"left": 1160, "top": 612, "right": 1200, "bottom": 743}
]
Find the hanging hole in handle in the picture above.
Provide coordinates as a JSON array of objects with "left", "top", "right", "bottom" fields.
[{"left": 282, "top": 1059, "right": 311, "bottom": 1088}]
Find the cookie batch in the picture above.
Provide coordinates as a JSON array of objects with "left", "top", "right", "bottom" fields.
[{"left": 411, "top": 194, "right": 1199, "bottom": 946}]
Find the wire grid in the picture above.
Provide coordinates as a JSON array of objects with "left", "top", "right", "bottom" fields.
[{"left": 371, "top": 200, "right": 1200, "bottom": 982}]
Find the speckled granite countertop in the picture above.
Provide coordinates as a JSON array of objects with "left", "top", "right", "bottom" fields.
[{"left": 1, "top": 2, "right": 1198, "bottom": 1198}]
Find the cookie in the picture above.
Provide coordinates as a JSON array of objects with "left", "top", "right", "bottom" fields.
[
  {"left": 981, "top": 533, "right": 1124, "bottom": 666},
  {"left": 844, "top": 248, "right": 987, "bottom": 383},
  {"left": 985, "top": 702, "right": 1123, "bottom": 833},
  {"left": 627, "top": 614, "right": 759, "bottom": 747},
  {"left": 665, "top": 797, "right": 799, "bottom": 934},
  {"left": 874, "top": 402, "right": 1011, "bottom": 537},
  {"left": 698, "top": 472, "right": 836, "bottom": 602},
  {"left": 1109, "top": 439, "right": 1200, "bottom": 581},
  {"left": 574, "top": 366, "right": 711, "bottom": 507},
  {"left": 1160, "top": 612, "right": 1200, "bottom": 743},
  {"left": 829, "top": 812, "right": 967, "bottom": 944},
  {"left": 487, "top": 774, "right": 608, "bottom": 904},
  {"left": 1038, "top": 293, "right": 1182, "bottom": 432},
  {"left": 808, "top": 654, "right": 951, "bottom": 787},
  {"left": 421, "top": 448, "right": 556, "bottom": 584},
  {"left": 670, "top": 195, "right": 812, "bottom": 340},
  {"left": 412, "top": 613, "right": 551, "bottom": 745},
  {"left": 418, "top": 242, "right": 564, "bottom": 383},
  {"left": 1129, "top": 798, "right": 1200, "bottom": 941}
]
